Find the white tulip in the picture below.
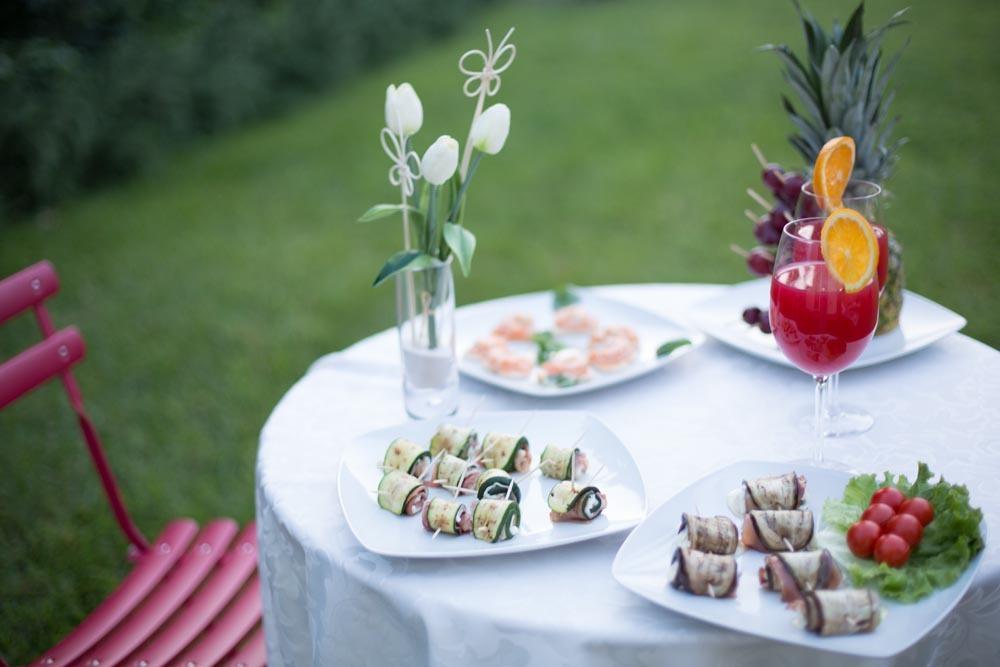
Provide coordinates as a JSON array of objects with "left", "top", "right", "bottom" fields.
[
  {"left": 469, "top": 103, "right": 511, "bottom": 155},
  {"left": 421, "top": 136, "right": 459, "bottom": 185},
  {"left": 384, "top": 82, "right": 423, "bottom": 136}
]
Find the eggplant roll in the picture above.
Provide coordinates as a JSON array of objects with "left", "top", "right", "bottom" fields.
[
  {"left": 759, "top": 550, "right": 843, "bottom": 603},
  {"left": 539, "top": 444, "right": 589, "bottom": 481},
  {"left": 670, "top": 547, "right": 738, "bottom": 598},
  {"left": 431, "top": 453, "right": 480, "bottom": 490},
  {"left": 383, "top": 437, "right": 432, "bottom": 477},
  {"left": 430, "top": 423, "right": 478, "bottom": 460},
  {"left": 728, "top": 472, "right": 807, "bottom": 515},
  {"left": 475, "top": 468, "right": 522, "bottom": 503},
  {"left": 742, "top": 510, "right": 814, "bottom": 552},
  {"left": 421, "top": 497, "right": 472, "bottom": 535},
  {"left": 377, "top": 470, "right": 427, "bottom": 516},
  {"left": 801, "top": 589, "right": 881, "bottom": 636},
  {"left": 470, "top": 499, "right": 521, "bottom": 542},
  {"left": 679, "top": 513, "right": 739, "bottom": 555},
  {"left": 547, "top": 481, "right": 607, "bottom": 522},
  {"left": 479, "top": 432, "right": 532, "bottom": 473}
]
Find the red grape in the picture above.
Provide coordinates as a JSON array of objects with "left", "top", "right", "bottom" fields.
[
  {"left": 762, "top": 164, "right": 785, "bottom": 197},
  {"left": 742, "top": 307, "right": 761, "bottom": 325},
  {"left": 746, "top": 248, "right": 774, "bottom": 276},
  {"left": 779, "top": 173, "right": 805, "bottom": 208},
  {"left": 757, "top": 310, "right": 772, "bottom": 334},
  {"left": 754, "top": 219, "right": 781, "bottom": 245}
]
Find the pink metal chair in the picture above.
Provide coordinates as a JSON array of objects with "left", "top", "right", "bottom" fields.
[{"left": 0, "top": 261, "right": 266, "bottom": 667}]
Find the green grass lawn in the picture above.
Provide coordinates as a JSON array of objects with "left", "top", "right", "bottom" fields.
[{"left": 1, "top": 0, "right": 998, "bottom": 658}]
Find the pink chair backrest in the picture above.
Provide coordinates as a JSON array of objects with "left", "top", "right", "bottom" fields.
[
  {"left": 0, "top": 260, "right": 59, "bottom": 326},
  {"left": 0, "top": 327, "right": 85, "bottom": 409}
]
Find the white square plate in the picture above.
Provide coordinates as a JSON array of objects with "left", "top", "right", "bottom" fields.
[
  {"left": 456, "top": 290, "right": 704, "bottom": 397},
  {"left": 338, "top": 410, "right": 646, "bottom": 558},
  {"left": 688, "top": 279, "right": 966, "bottom": 370},
  {"left": 611, "top": 460, "right": 987, "bottom": 658}
]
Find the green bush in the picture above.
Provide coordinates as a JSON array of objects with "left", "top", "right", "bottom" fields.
[{"left": 0, "top": 0, "right": 495, "bottom": 219}]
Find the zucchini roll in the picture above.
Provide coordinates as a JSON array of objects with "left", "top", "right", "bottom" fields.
[
  {"left": 741, "top": 510, "right": 814, "bottom": 552},
  {"left": 430, "top": 453, "right": 480, "bottom": 490},
  {"left": 539, "top": 444, "right": 588, "bottom": 481},
  {"left": 679, "top": 513, "right": 739, "bottom": 555},
  {"left": 759, "top": 550, "right": 843, "bottom": 603},
  {"left": 479, "top": 432, "right": 532, "bottom": 473},
  {"left": 470, "top": 499, "right": 521, "bottom": 542},
  {"left": 727, "top": 472, "right": 806, "bottom": 515},
  {"left": 421, "top": 497, "right": 472, "bottom": 535},
  {"left": 383, "top": 437, "right": 432, "bottom": 477},
  {"left": 377, "top": 470, "right": 427, "bottom": 516},
  {"left": 475, "top": 468, "right": 521, "bottom": 503},
  {"left": 430, "top": 423, "right": 478, "bottom": 460},
  {"left": 547, "top": 481, "right": 607, "bottom": 522},
  {"left": 669, "top": 547, "right": 738, "bottom": 598},
  {"left": 800, "top": 589, "right": 881, "bottom": 636}
]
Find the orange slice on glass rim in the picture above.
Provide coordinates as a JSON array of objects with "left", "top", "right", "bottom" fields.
[
  {"left": 812, "top": 136, "right": 855, "bottom": 210},
  {"left": 820, "top": 208, "right": 878, "bottom": 292}
]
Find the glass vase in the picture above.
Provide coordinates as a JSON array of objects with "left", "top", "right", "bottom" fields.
[{"left": 395, "top": 258, "right": 459, "bottom": 419}]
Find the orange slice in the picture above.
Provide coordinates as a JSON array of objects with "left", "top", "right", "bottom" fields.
[
  {"left": 812, "top": 136, "right": 855, "bottom": 210},
  {"left": 820, "top": 208, "right": 878, "bottom": 292}
]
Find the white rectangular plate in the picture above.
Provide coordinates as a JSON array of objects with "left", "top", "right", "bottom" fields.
[
  {"left": 456, "top": 290, "right": 704, "bottom": 397},
  {"left": 688, "top": 279, "right": 966, "bottom": 370},
  {"left": 339, "top": 410, "right": 646, "bottom": 558},
  {"left": 611, "top": 460, "right": 986, "bottom": 658}
]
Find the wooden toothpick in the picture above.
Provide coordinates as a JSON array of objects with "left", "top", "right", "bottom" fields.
[{"left": 747, "top": 187, "right": 772, "bottom": 212}]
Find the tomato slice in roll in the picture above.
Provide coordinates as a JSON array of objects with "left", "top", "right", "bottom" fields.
[{"left": 547, "top": 481, "right": 607, "bottom": 522}]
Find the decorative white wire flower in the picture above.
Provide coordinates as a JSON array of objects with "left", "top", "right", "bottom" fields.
[
  {"left": 380, "top": 127, "right": 421, "bottom": 196},
  {"left": 459, "top": 27, "right": 517, "bottom": 99}
]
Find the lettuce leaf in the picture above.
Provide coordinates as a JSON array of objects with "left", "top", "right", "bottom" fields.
[{"left": 820, "top": 462, "right": 984, "bottom": 603}]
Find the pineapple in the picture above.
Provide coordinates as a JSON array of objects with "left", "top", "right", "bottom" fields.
[{"left": 764, "top": 1, "right": 908, "bottom": 333}]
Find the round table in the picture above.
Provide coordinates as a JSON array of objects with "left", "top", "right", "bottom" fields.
[{"left": 256, "top": 284, "right": 1000, "bottom": 666}]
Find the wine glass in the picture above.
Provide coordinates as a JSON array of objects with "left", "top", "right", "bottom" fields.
[
  {"left": 770, "top": 218, "right": 880, "bottom": 465},
  {"left": 796, "top": 180, "right": 886, "bottom": 436}
]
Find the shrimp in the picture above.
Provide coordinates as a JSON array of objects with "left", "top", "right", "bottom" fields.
[
  {"left": 485, "top": 347, "right": 533, "bottom": 378},
  {"left": 588, "top": 325, "right": 639, "bottom": 371},
  {"left": 554, "top": 305, "right": 598, "bottom": 334},
  {"left": 492, "top": 314, "right": 534, "bottom": 341},
  {"left": 468, "top": 335, "right": 508, "bottom": 362},
  {"left": 590, "top": 324, "right": 639, "bottom": 347},
  {"left": 540, "top": 348, "right": 590, "bottom": 382}
]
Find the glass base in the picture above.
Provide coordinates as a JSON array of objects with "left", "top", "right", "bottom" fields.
[
  {"left": 796, "top": 404, "right": 875, "bottom": 438},
  {"left": 403, "top": 378, "right": 459, "bottom": 420},
  {"left": 785, "top": 456, "right": 860, "bottom": 472}
]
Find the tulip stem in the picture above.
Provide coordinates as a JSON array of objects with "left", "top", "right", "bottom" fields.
[
  {"left": 460, "top": 89, "right": 487, "bottom": 179},
  {"left": 426, "top": 185, "right": 439, "bottom": 254},
  {"left": 400, "top": 136, "right": 418, "bottom": 337},
  {"left": 449, "top": 152, "right": 482, "bottom": 223}
]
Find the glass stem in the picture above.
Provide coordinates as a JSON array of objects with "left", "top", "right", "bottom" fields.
[
  {"left": 814, "top": 375, "right": 830, "bottom": 464},
  {"left": 828, "top": 372, "right": 840, "bottom": 418}
]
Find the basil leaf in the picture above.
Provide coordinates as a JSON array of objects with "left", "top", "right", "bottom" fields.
[{"left": 656, "top": 338, "right": 692, "bottom": 358}]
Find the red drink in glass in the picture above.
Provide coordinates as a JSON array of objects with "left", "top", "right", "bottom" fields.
[{"left": 770, "top": 261, "right": 879, "bottom": 376}]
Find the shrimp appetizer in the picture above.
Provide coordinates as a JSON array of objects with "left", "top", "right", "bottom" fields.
[
  {"left": 470, "top": 499, "right": 521, "bottom": 542},
  {"left": 588, "top": 325, "right": 639, "bottom": 372},
  {"left": 428, "top": 453, "right": 480, "bottom": 491},
  {"left": 484, "top": 347, "right": 534, "bottom": 378},
  {"left": 759, "top": 550, "right": 843, "bottom": 604},
  {"left": 539, "top": 444, "right": 589, "bottom": 481},
  {"left": 492, "top": 313, "right": 534, "bottom": 341},
  {"left": 554, "top": 304, "right": 598, "bottom": 333},
  {"left": 429, "top": 423, "right": 478, "bottom": 460},
  {"left": 467, "top": 334, "right": 508, "bottom": 362},
  {"left": 475, "top": 468, "right": 522, "bottom": 503},
  {"left": 799, "top": 589, "right": 881, "bottom": 636},
  {"left": 383, "top": 438, "right": 432, "bottom": 478},
  {"left": 377, "top": 470, "right": 428, "bottom": 516},
  {"left": 670, "top": 547, "right": 738, "bottom": 598},
  {"left": 548, "top": 481, "right": 607, "bottom": 522},
  {"left": 742, "top": 509, "right": 815, "bottom": 552},
  {"left": 421, "top": 498, "right": 472, "bottom": 536},
  {"left": 479, "top": 432, "right": 532, "bottom": 473},
  {"left": 538, "top": 348, "right": 591, "bottom": 386},
  {"left": 727, "top": 472, "right": 807, "bottom": 515},
  {"left": 678, "top": 513, "right": 739, "bottom": 555}
]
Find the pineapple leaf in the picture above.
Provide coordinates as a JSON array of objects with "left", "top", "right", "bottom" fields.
[{"left": 839, "top": 2, "right": 865, "bottom": 52}]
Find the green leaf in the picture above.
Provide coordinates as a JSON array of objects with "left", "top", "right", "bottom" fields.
[
  {"left": 655, "top": 338, "right": 692, "bottom": 358},
  {"left": 357, "top": 203, "right": 423, "bottom": 223},
  {"left": 372, "top": 250, "right": 437, "bottom": 287},
  {"left": 443, "top": 223, "right": 476, "bottom": 277},
  {"left": 553, "top": 284, "right": 581, "bottom": 310},
  {"left": 531, "top": 331, "right": 566, "bottom": 364}
]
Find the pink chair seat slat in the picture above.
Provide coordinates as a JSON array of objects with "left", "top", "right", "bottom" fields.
[
  {"left": 223, "top": 626, "right": 267, "bottom": 667},
  {"left": 0, "top": 260, "right": 58, "bottom": 325},
  {"left": 29, "top": 520, "right": 199, "bottom": 667},
  {"left": 171, "top": 576, "right": 262, "bottom": 667},
  {"left": 124, "top": 523, "right": 258, "bottom": 666},
  {"left": 75, "top": 519, "right": 238, "bottom": 667},
  {"left": 0, "top": 328, "right": 84, "bottom": 410}
]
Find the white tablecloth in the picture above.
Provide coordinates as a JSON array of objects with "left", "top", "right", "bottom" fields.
[{"left": 256, "top": 284, "right": 1000, "bottom": 666}]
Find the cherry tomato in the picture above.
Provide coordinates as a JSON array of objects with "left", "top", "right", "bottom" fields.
[
  {"left": 847, "top": 520, "right": 882, "bottom": 558},
  {"left": 861, "top": 502, "right": 896, "bottom": 527},
  {"left": 874, "top": 533, "right": 910, "bottom": 567},
  {"left": 871, "top": 487, "right": 906, "bottom": 511},
  {"left": 886, "top": 513, "right": 924, "bottom": 547},
  {"left": 899, "top": 497, "right": 934, "bottom": 526}
]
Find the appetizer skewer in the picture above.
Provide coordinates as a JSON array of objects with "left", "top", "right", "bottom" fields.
[
  {"left": 479, "top": 432, "right": 532, "bottom": 473},
  {"left": 470, "top": 499, "right": 521, "bottom": 542},
  {"left": 428, "top": 453, "right": 481, "bottom": 490},
  {"left": 742, "top": 509, "right": 815, "bottom": 552},
  {"left": 382, "top": 438, "right": 432, "bottom": 477},
  {"left": 539, "top": 438, "right": 589, "bottom": 481},
  {"left": 377, "top": 470, "right": 428, "bottom": 516},
  {"left": 727, "top": 472, "right": 807, "bottom": 514},
  {"left": 548, "top": 481, "right": 607, "bottom": 522},
  {"left": 421, "top": 497, "right": 472, "bottom": 536},
  {"left": 679, "top": 513, "right": 739, "bottom": 555},
  {"left": 430, "top": 423, "right": 479, "bottom": 460},
  {"left": 476, "top": 468, "right": 522, "bottom": 503},
  {"left": 670, "top": 547, "right": 738, "bottom": 598},
  {"left": 759, "top": 550, "right": 843, "bottom": 603},
  {"left": 798, "top": 589, "right": 881, "bottom": 636}
]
